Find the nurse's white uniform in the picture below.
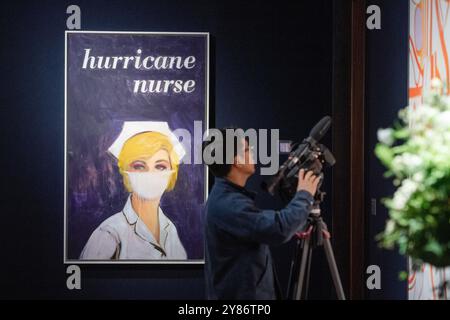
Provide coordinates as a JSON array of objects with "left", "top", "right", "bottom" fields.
[
  {"left": 80, "top": 195, "right": 187, "bottom": 260},
  {"left": 81, "top": 121, "right": 187, "bottom": 260}
]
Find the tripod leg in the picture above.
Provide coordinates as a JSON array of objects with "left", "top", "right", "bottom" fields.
[
  {"left": 323, "top": 237, "right": 346, "bottom": 300},
  {"left": 286, "top": 238, "right": 301, "bottom": 299},
  {"left": 294, "top": 236, "right": 311, "bottom": 300},
  {"left": 304, "top": 242, "right": 313, "bottom": 300}
]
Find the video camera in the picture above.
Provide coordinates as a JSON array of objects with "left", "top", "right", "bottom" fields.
[{"left": 261, "top": 116, "right": 336, "bottom": 202}]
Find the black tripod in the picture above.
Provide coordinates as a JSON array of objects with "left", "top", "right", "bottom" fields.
[{"left": 286, "top": 195, "right": 346, "bottom": 300}]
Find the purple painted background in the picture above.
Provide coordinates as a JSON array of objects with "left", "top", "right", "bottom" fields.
[{"left": 66, "top": 33, "right": 207, "bottom": 261}]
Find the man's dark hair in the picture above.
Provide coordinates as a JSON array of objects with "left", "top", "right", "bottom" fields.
[{"left": 202, "top": 127, "right": 247, "bottom": 178}]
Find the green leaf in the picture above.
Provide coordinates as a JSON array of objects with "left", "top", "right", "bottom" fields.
[
  {"left": 424, "top": 240, "right": 444, "bottom": 256},
  {"left": 399, "top": 271, "right": 408, "bottom": 281},
  {"left": 375, "top": 144, "right": 394, "bottom": 167},
  {"left": 393, "top": 128, "right": 409, "bottom": 139}
]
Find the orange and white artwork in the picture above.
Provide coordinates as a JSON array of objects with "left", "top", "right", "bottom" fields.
[{"left": 408, "top": 0, "right": 450, "bottom": 300}]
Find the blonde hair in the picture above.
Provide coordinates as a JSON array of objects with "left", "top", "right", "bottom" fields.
[{"left": 117, "top": 131, "right": 180, "bottom": 192}]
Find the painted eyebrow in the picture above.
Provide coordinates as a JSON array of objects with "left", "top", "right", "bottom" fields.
[
  {"left": 155, "top": 159, "right": 172, "bottom": 169},
  {"left": 155, "top": 159, "right": 170, "bottom": 163}
]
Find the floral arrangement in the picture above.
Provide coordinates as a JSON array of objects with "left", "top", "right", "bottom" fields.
[{"left": 375, "top": 80, "right": 450, "bottom": 267}]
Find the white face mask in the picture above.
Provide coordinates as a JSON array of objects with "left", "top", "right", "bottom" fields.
[{"left": 126, "top": 170, "right": 174, "bottom": 200}]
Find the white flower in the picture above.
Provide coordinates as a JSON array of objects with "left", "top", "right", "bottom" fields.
[
  {"left": 412, "top": 105, "right": 439, "bottom": 124},
  {"left": 441, "top": 95, "right": 450, "bottom": 108},
  {"left": 391, "top": 179, "right": 419, "bottom": 210},
  {"left": 401, "top": 179, "right": 418, "bottom": 196},
  {"left": 402, "top": 153, "right": 423, "bottom": 169},
  {"left": 434, "top": 110, "right": 450, "bottom": 130},
  {"left": 412, "top": 172, "right": 424, "bottom": 183},
  {"left": 377, "top": 128, "right": 395, "bottom": 146},
  {"left": 392, "top": 191, "right": 408, "bottom": 210},
  {"left": 392, "top": 153, "right": 423, "bottom": 173},
  {"left": 392, "top": 156, "right": 403, "bottom": 171},
  {"left": 386, "top": 219, "right": 396, "bottom": 233},
  {"left": 431, "top": 78, "right": 443, "bottom": 90}
]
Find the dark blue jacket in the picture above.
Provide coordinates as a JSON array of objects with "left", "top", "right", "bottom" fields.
[{"left": 205, "top": 177, "right": 314, "bottom": 300}]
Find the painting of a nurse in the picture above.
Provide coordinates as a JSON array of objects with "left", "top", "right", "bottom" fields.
[{"left": 80, "top": 121, "right": 187, "bottom": 260}]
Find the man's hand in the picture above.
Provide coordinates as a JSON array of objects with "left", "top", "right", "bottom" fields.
[{"left": 297, "top": 169, "right": 320, "bottom": 196}]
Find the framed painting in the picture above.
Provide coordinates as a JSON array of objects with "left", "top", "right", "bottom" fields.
[{"left": 64, "top": 31, "right": 209, "bottom": 264}]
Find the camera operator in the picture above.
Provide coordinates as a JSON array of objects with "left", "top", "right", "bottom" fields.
[{"left": 204, "top": 129, "right": 320, "bottom": 300}]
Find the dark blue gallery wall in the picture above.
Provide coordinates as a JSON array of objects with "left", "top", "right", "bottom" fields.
[
  {"left": 365, "top": 0, "right": 409, "bottom": 299},
  {"left": 0, "top": 0, "right": 333, "bottom": 299},
  {"left": 212, "top": 1, "right": 333, "bottom": 300}
]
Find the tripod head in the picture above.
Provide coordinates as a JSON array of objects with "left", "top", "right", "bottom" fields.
[{"left": 297, "top": 206, "right": 328, "bottom": 248}]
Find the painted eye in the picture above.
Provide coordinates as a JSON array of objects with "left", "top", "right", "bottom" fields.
[
  {"left": 130, "top": 161, "right": 147, "bottom": 171},
  {"left": 155, "top": 164, "right": 169, "bottom": 171}
]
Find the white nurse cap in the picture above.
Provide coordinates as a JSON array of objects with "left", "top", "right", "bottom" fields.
[{"left": 108, "top": 121, "right": 186, "bottom": 160}]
